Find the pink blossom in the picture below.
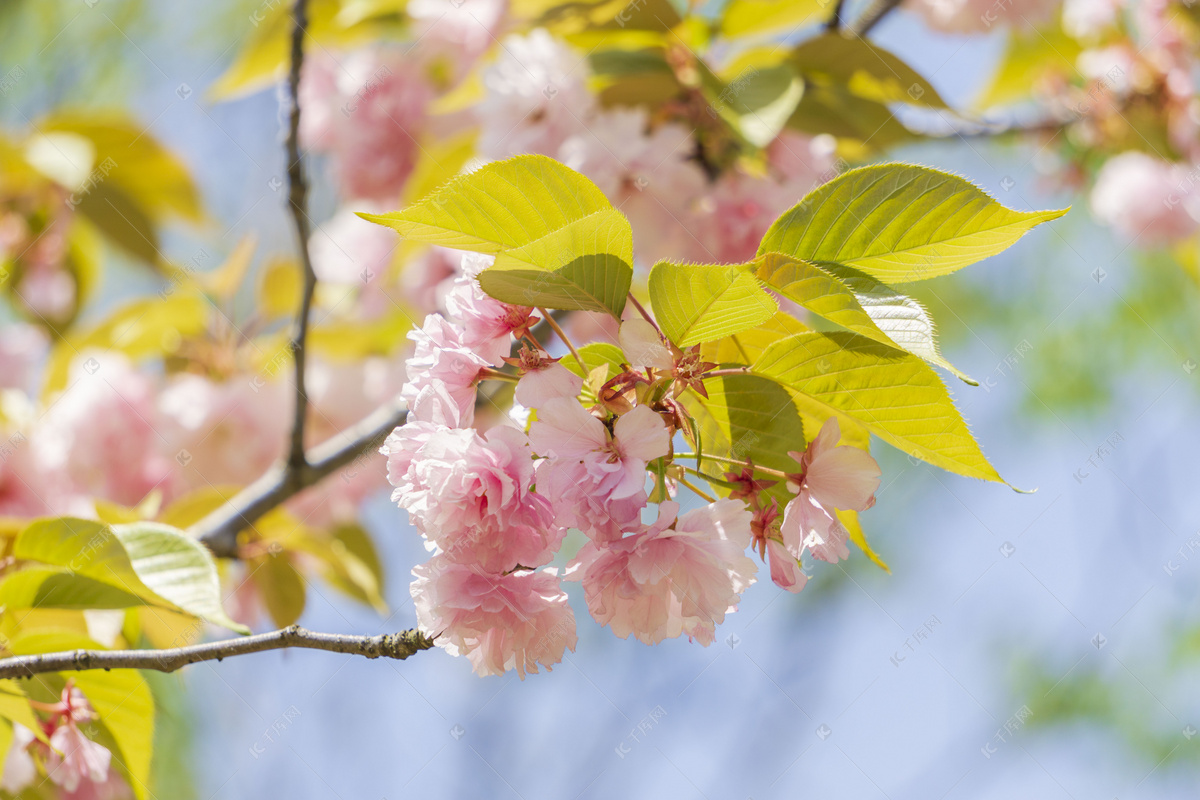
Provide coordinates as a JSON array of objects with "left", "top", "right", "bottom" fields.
[
  {"left": 401, "top": 314, "right": 490, "bottom": 426},
  {"left": 513, "top": 354, "right": 583, "bottom": 409},
  {"left": 407, "top": 0, "right": 508, "bottom": 75},
  {"left": 18, "top": 262, "right": 75, "bottom": 322},
  {"left": 618, "top": 319, "right": 673, "bottom": 370},
  {"left": 300, "top": 48, "right": 434, "bottom": 202},
  {"left": 389, "top": 422, "right": 562, "bottom": 571},
  {"left": 42, "top": 684, "right": 113, "bottom": 795},
  {"left": 780, "top": 418, "right": 880, "bottom": 564},
  {"left": 557, "top": 107, "right": 709, "bottom": 264},
  {"left": 0, "top": 323, "right": 47, "bottom": 391},
  {"left": 1091, "top": 151, "right": 1200, "bottom": 242},
  {"left": 444, "top": 256, "right": 533, "bottom": 365},
  {"left": 909, "top": 0, "right": 1059, "bottom": 34},
  {"left": 412, "top": 558, "right": 577, "bottom": 678},
  {"left": 477, "top": 30, "right": 595, "bottom": 159},
  {"left": 571, "top": 500, "right": 757, "bottom": 645},
  {"left": 535, "top": 457, "right": 648, "bottom": 542},
  {"left": 34, "top": 352, "right": 173, "bottom": 506},
  {"left": 530, "top": 401, "right": 669, "bottom": 501},
  {"left": 1, "top": 724, "right": 35, "bottom": 794},
  {"left": 307, "top": 355, "right": 405, "bottom": 441},
  {"left": 309, "top": 206, "right": 397, "bottom": 287},
  {"left": 157, "top": 372, "right": 288, "bottom": 490},
  {"left": 767, "top": 538, "right": 808, "bottom": 594}
]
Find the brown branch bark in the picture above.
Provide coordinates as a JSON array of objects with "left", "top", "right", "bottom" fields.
[{"left": 0, "top": 626, "right": 434, "bottom": 679}]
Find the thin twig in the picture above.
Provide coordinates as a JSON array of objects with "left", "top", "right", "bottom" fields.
[
  {"left": 536, "top": 308, "right": 583, "bottom": 364},
  {"left": 675, "top": 453, "right": 791, "bottom": 479},
  {"left": 851, "top": 0, "right": 905, "bottom": 36},
  {"left": 0, "top": 625, "right": 434, "bottom": 680},
  {"left": 678, "top": 475, "right": 717, "bottom": 503},
  {"left": 284, "top": 0, "right": 317, "bottom": 473},
  {"left": 194, "top": 402, "right": 407, "bottom": 558},
  {"left": 626, "top": 293, "right": 660, "bottom": 333}
]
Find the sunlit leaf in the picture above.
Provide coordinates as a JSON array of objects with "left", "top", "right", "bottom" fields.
[
  {"left": 752, "top": 331, "right": 1006, "bottom": 483},
  {"left": 648, "top": 260, "right": 777, "bottom": 346},
  {"left": 14, "top": 518, "right": 248, "bottom": 633},
  {"left": 791, "top": 33, "right": 948, "bottom": 109},
  {"left": 759, "top": 164, "right": 1068, "bottom": 284}
]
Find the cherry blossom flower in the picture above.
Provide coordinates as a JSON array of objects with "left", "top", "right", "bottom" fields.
[
  {"left": 780, "top": 417, "right": 880, "bottom": 564},
  {"left": 0, "top": 322, "right": 47, "bottom": 392},
  {"left": 1, "top": 724, "right": 36, "bottom": 794},
  {"left": 392, "top": 424, "right": 563, "bottom": 571},
  {"left": 512, "top": 351, "right": 583, "bottom": 409},
  {"left": 529, "top": 401, "right": 669, "bottom": 501},
  {"left": 1091, "top": 151, "right": 1200, "bottom": 242},
  {"left": 411, "top": 557, "right": 577, "bottom": 678},
  {"left": 571, "top": 500, "right": 757, "bottom": 645},
  {"left": 300, "top": 47, "right": 434, "bottom": 202},
  {"left": 909, "top": 0, "right": 1059, "bottom": 34},
  {"left": 557, "top": 107, "right": 709, "bottom": 264},
  {"left": 158, "top": 372, "right": 288, "bottom": 490},
  {"left": 477, "top": 29, "right": 595, "bottom": 159},
  {"left": 767, "top": 539, "right": 808, "bottom": 594},
  {"left": 444, "top": 254, "right": 534, "bottom": 365},
  {"left": 40, "top": 683, "right": 115, "bottom": 796},
  {"left": 618, "top": 319, "right": 673, "bottom": 371},
  {"left": 401, "top": 314, "right": 491, "bottom": 425},
  {"left": 407, "top": 0, "right": 508, "bottom": 77},
  {"left": 535, "top": 457, "right": 648, "bottom": 542},
  {"left": 34, "top": 352, "right": 173, "bottom": 506}
]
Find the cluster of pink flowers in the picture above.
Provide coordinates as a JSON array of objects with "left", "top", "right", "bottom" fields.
[
  {"left": 382, "top": 257, "right": 883, "bottom": 676},
  {"left": 2, "top": 682, "right": 128, "bottom": 798}
]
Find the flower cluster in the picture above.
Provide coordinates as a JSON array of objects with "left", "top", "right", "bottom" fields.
[
  {"left": 383, "top": 254, "right": 882, "bottom": 677},
  {"left": 2, "top": 682, "right": 127, "bottom": 798}
]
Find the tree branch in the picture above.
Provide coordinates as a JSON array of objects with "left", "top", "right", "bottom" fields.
[
  {"left": 851, "top": 0, "right": 905, "bottom": 36},
  {"left": 284, "top": 0, "right": 317, "bottom": 474},
  {"left": 0, "top": 625, "right": 434, "bottom": 679},
  {"left": 193, "top": 401, "right": 407, "bottom": 558},
  {"left": 824, "top": 0, "right": 847, "bottom": 31}
]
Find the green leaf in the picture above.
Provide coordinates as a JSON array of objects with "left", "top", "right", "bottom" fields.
[
  {"left": 0, "top": 680, "right": 47, "bottom": 743},
  {"left": 754, "top": 254, "right": 975, "bottom": 383},
  {"left": 0, "top": 566, "right": 148, "bottom": 611},
  {"left": 786, "top": 82, "right": 913, "bottom": 149},
  {"left": 977, "top": 26, "right": 1081, "bottom": 109},
  {"left": 709, "top": 64, "right": 805, "bottom": 148},
  {"left": 681, "top": 373, "right": 806, "bottom": 493},
  {"left": 791, "top": 33, "right": 948, "bottom": 109},
  {"left": 561, "top": 342, "right": 626, "bottom": 380},
  {"left": 9, "top": 631, "right": 154, "bottom": 800},
  {"left": 480, "top": 207, "right": 634, "bottom": 317},
  {"left": 73, "top": 182, "right": 163, "bottom": 267},
  {"left": 254, "top": 553, "right": 306, "bottom": 628},
  {"left": 759, "top": 164, "right": 1068, "bottom": 284},
  {"left": 648, "top": 260, "right": 778, "bottom": 346},
  {"left": 838, "top": 509, "right": 890, "bottom": 573},
  {"left": 14, "top": 518, "right": 248, "bottom": 633},
  {"left": 359, "top": 154, "right": 614, "bottom": 254},
  {"left": 720, "top": 0, "right": 826, "bottom": 38},
  {"left": 752, "top": 331, "right": 1005, "bottom": 483}
]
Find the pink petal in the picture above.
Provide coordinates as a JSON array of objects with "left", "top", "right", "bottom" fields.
[
  {"left": 619, "top": 319, "right": 673, "bottom": 370},
  {"left": 528, "top": 397, "right": 606, "bottom": 458},
  {"left": 515, "top": 362, "right": 583, "bottom": 409},
  {"left": 613, "top": 405, "right": 670, "bottom": 462},
  {"left": 805, "top": 445, "right": 881, "bottom": 512}
]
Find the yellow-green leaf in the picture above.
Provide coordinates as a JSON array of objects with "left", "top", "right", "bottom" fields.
[
  {"left": 755, "top": 254, "right": 975, "bottom": 383},
  {"left": 791, "top": 33, "right": 949, "bottom": 109},
  {"left": 359, "top": 154, "right": 614, "bottom": 253},
  {"left": 480, "top": 207, "right": 634, "bottom": 316},
  {"left": 14, "top": 518, "right": 248, "bottom": 633},
  {"left": 648, "top": 260, "right": 777, "bottom": 346},
  {"left": 752, "top": 331, "right": 1005, "bottom": 483},
  {"left": 721, "top": 0, "right": 826, "bottom": 38},
  {"left": 759, "top": 163, "right": 1067, "bottom": 284}
]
